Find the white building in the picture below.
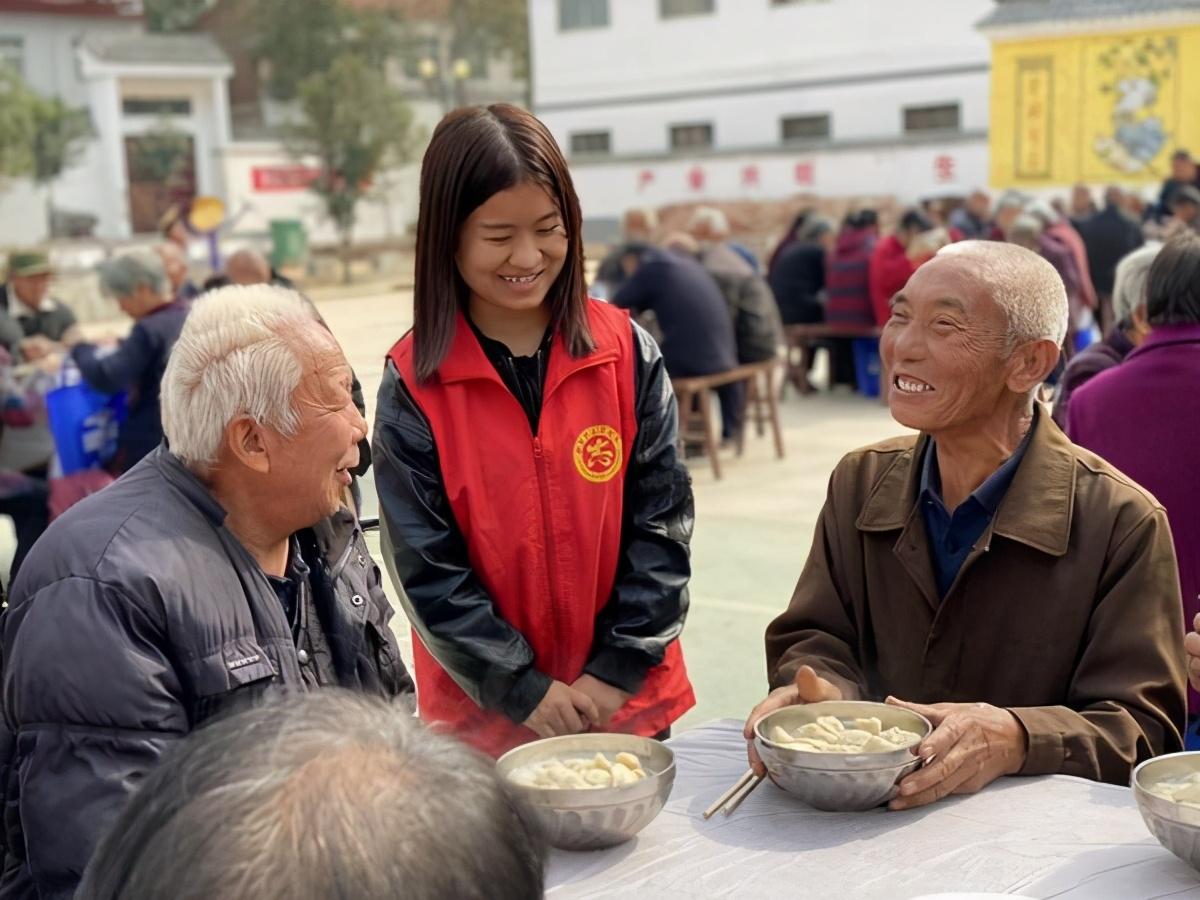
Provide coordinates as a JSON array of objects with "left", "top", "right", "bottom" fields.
[
  {"left": 529, "top": 0, "right": 996, "bottom": 234},
  {"left": 0, "top": 0, "right": 526, "bottom": 249}
]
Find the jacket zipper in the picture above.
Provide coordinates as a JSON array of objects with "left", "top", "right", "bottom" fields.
[{"left": 532, "top": 436, "right": 564, "bottom": 644}]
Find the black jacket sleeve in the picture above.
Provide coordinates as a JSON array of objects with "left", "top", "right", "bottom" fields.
[
  {"left": 70, "top": 323, "right": 153, "bottom": 394},
  {"left": 372, "top": 363, "right": 551, "bottom": 724},
  {"left": 2, "top": 577, "right": 184, "bottom": 898},
  {"left": 350, "top": 369, "right": 371, "bottom": 477},
  {"left": 584, "top": 321, "right": 694, "bottom": 694}
]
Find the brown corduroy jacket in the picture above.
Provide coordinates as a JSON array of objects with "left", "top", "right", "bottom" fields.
[{"left": 766, "top": 409, "right": 1186, "bottom": 785}]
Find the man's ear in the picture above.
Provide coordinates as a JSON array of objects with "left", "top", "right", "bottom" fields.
[
  {"left": 1006, "top": 338, "right": 1061, "bottom": 395},
  {"left": 224, "top": 416, "right": 271, "bottom": 474}
]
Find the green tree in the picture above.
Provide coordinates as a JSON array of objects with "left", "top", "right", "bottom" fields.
[
  {"left": 0, "top": 68, "right": 36, "bottom": 181},
  {"left": 30, "top": 96, "right": 93, "bottom": 185},
  {"left": 286, "top": 55, "right": 419, "bottom": 282},
  {"left": 452, "top": 0, "right": 530, "bottom": 82},
  {"left": 249, "top": 0, "right": 403, "bottom": 103},
  {"left": 127, "top": 118, "right": 192, "bottom": 184},
  {"left": 143, "top": 0, "right": 212, "bottom": 33}
]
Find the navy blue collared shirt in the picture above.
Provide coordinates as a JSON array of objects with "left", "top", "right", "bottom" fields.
[{"left": 919, "top": 430, "right": 1032, "bottom": 599}]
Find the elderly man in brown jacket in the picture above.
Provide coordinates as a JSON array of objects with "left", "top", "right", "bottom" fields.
[{"left": 747, "top": 240, "right": 1185, "bottom": 811}]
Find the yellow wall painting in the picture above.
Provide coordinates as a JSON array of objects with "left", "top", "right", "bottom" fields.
[{"left": 990, "top": 25, "right": 1200, "bottom": 187}]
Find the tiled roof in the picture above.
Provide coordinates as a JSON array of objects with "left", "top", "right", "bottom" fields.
[
  {"left": 979, "top": 0, "right": 1200, "bottom": 28},
  {"left": 80, "top": 31, "right": 229, "bottom": 66}
]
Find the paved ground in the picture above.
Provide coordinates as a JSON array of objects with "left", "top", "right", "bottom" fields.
[{"left": 2, "top": 287, "right": 905, "bottom": 732}]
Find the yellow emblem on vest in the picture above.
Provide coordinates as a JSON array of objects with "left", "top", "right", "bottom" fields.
[{"left": 573, "top": 425, "right": 623, "bottom": 483}]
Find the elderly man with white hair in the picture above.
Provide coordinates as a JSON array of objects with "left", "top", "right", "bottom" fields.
[
  {"left": 687, "top": 205, "right": 758, "bottom": 276},
  {"left": 746, "top": 240, "right": 1184, "bottom": 808},
  {"left": 0, "top": 285, "right": 413, "bottom": 899}
]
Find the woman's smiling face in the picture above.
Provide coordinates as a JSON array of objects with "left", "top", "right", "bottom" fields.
[{"left": 455, "top": 182, "right": 568, "bottom": 316}]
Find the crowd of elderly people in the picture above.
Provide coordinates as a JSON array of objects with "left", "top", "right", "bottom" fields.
[{"left": 2, "top": 186, "right": 1200, "bottom": 895}]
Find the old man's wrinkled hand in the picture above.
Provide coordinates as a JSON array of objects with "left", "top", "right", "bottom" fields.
[
  {"left": 885, "top": 697, "right": 1028, "bottom": 811},
  {"left": 743, "top": 665, "right": 843, "bottom": 777},
  {"left": 1185, "top": 613, "right": 1200, "bottom": 693}
]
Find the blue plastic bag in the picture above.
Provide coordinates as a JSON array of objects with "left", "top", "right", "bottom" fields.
[{"left": 45, "top": 361, "right": 126, "bottom": 476}]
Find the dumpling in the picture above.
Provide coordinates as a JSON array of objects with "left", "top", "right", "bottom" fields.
[
  {"left": 615, "top": 752, "right": 641, "bottom": 771},
  {"left": 591, "top": 753, "right": 613, "bottom": 771},
  {"left": 816, "top": 715, "right": 845, "bottom": 734},
  {"left": 610, "top": 763, "right": 638, "bottom": 787},
  {"left": 853, "top": 717, "right": 883, "bottom": 736},
  {"left": 861, "top": 735, "right": 897, "bottom": 753},
  {"left": 769, "top": 725, "right": 796, "bottom": 745},
  {"left": 839, "top": 729, "right": 873, "bottom": 748},
  {"left": 583, "top": 768, "right": 612, "bottom": 787}
]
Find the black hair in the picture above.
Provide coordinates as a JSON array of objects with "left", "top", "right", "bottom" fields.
[
  {"left": 899, "top": 209, "right": 934, "bottom": 233},
  {"left": 1145, "top": 232, "right": 1200, "bottom": 326}
]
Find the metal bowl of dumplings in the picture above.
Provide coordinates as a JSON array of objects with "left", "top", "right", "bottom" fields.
[
  {"left": 1132, "top": 752, "right": 1200, "bottom": 873},
  {"left": 497, "top": 733, "right": 676, "bottom": 851},
  {"left": 753, "top": 700, "right": 932, "bottom": 812}
]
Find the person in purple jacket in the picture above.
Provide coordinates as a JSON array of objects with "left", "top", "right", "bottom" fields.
[{"left": 1068, "top": 232, "right": 1200, "bottom": 743}]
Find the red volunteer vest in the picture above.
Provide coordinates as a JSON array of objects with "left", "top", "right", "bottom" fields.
[{"left": 389, "top": 300, "right": 694, "bottom": 756}]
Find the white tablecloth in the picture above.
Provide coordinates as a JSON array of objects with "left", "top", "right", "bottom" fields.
[{"left": 545, "top": 720, "right": 1200, "bottom": 899}]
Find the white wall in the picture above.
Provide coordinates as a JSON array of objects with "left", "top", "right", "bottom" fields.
[
  {"left": 567, "top": 137, "right": 989, "bottom": 221},
  {"left": 0, "top": 179, "right": 48, "bottom": 247},
  {"left": 531, "top": 0, "right": 993, "bottom": 107},
  {"left": 0, "top": 13, "right": 138, "bottom": 240},
  {"left": 529, "top": 0, "right": 995, "bottom": 216},
  {"left": 220, "top": 144, "right": 420, "bottom": 247}
]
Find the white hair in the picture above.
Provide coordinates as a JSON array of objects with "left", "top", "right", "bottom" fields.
[
  {"left": 623, "top": 207, "right": 658, "bottom": 232},
  {"left": 1112, "top": 242, "right": 1162, "bottom": 322},
  {"left": 161, "top": 285, "right": 321, "bottom": 468},
  {"left": 688, "top": 206, "right": 730, "bottom": 238},
  {"left": 99, "top": 249, "right": 166, "bottom": 298},
  {"left": 935, "top": 241, "right": 1069, "bottom": 346}
]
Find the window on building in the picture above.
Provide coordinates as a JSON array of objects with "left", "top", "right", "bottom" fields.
[
  {"left": 670, "top": 122, "right": 714, "bottom": 151},
  {"left": 559, "top": 0, "right": 609, "bottom": 30},
  {"left": 781, "top": 113, "right": 831, "bottom": 143},
  {"left": 903, "top": 103, "right": 961, "bottom": 134},
  {"left": 570, "top": 130, "right": 612, "bottom": 156},
  {"left": 660, "top": 0, "right": 715, "bottom": 17},
  {"left": 0, "top": 36, "right": 24, "bottom": 77},
  {"left": 121, "top": 98, "right": 193, "bottom": 117}
]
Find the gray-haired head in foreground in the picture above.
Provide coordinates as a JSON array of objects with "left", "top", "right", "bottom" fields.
[
  {"left": 1112, "top": 242, "right": 1162, "bottom": 323},
  {"left": 79, "top": 691, "right": 547, "bottom": 900},
  {"left": 98, "top": 250, "right": 166, "bottom": 299},
  {"left": 935, "top": 240, "right": 1069, "bottom": 347}
]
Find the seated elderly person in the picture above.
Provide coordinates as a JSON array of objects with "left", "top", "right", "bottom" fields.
[
  {"left": 613, "top": 237, "right": 742, "bottom": 440},
  {"left": 745, "top": 240, "right": 1185, "bottom": 810},
  {"left": 1, "top": 286, "right": 413, "bottom": 898},
  {"left": 79, "top": 692, "right": 545, "bottom": 900},
  {"left": 688, "top": 206, "right": 758, "bottom": 276},
  {"left": 65, "top": 251, "right": 191, "bottom": 473},
  {"left": 1069, "top": 234, "right": 1200, "bottom": 744},
  {"left": 1052, "top": 242, "right": 1161, "bottom": 426}
]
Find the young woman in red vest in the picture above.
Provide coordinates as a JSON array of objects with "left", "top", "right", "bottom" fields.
[{"left": 373, "top": 104, "right": 695, "bottom": 757}]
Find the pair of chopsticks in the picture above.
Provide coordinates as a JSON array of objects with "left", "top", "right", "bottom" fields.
[{"left": 703, "top": 769, "right": 765, "bottom": 819}]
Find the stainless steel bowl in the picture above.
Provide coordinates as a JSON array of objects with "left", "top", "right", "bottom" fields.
[
  {"left": 1132, "top": 752, "right": 1200, "bottom": 872},
  {"left": 496, "top": 733, "right": 675, "bottom": 851},
  {"left": 753, "top": 701, "right": 932, "bottom": 812}
]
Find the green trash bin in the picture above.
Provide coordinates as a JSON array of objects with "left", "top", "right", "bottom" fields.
[{"left": 269, "top": 219, "right": 308, "bottom": 269}]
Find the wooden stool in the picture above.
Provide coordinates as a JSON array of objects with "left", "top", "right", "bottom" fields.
[
  {"left": 782, "top": 323, "right": 883, "bottom": 398},
  {"left": 672, "top": 358, "right": 785, "bottom": 480}
]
